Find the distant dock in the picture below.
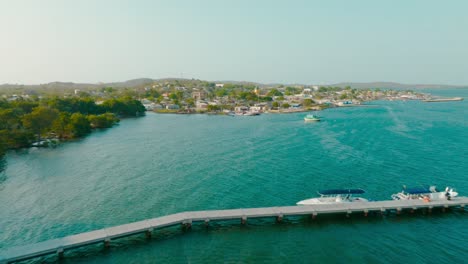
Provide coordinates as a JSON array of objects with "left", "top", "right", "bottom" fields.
[
  {"left": 1, "top": 197, "right": 467, "bottom": 263},
  {"left": 422, "top": 97, "right": 464, "bottom": 102}
]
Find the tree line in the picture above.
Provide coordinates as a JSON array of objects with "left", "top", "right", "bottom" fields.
[{"left": 0, "top": 97, "right": 145, "bottom": 156}]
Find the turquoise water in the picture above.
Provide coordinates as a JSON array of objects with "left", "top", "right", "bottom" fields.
[{"left": 1, "top": 89, "right": 467, "bottom": 263}]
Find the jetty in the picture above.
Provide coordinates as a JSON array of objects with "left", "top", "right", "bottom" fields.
[{"left": 1, "top": 197, "right": 467, "bottom": 263}]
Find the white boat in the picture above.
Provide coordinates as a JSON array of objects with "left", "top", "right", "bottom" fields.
[
  {"left": 235, "top": 111, "right": 260, "bottom": 116},
  {"left": 243, "top": 110, "right": 260, "bottom": 116},
  {"left": 297, "top": 189, "right": 368, "bottom": 205},
  {"left": 304, "top": 114, "right": 320, "bottom": 122},
  {"left": 391, "top": 186, "right": 458, "bottom": 201}
]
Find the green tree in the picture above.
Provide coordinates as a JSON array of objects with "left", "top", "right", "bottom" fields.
[
  {"left": 260, "top": 96, "right": 273, "bottom": 102},
  {"left": 207, "top": 105, "right": 221, "bottom": 112},
  {"left": 267, "top": 89, "right": 283, "bottom": 97},
  {"left": 22, "top": 106, "right": 59, "bottom": 141},
  {"left": 101, "top": 97, "right": 145, "bottom": 116},
  {"left": 13, "top": 130, "right": 35, "bottom": 147},
  {"left": 185, "top": 98, "right": 195, "bottom": 107},
  {"left": 169, "top": 93, "right": 178, "bottom": 100},
  {"left": 272, "top": 101, "right": 279, "bottom": 108},
  {"left": 88, "top": 113, "right": 119, "bottom": 128},
  {"left": 282, "top": 103, "right": 290, "bottom": 108},
  {"left": 215, "top": 88, "right": 228, "bottom": 97},
  {"left": 303, "top": 99, "right": 315, "bottom": 107},
  {"left": 10, "top": 101, "right": 39, "bottom": 114},
  {"left": 52, "top": 112, "right": 71, "bottom": 139},
  {"left": 284, "top": 87, "right": 299, "bottom": 96},
  {"left": 319, "top": 86, "right": 328, "bottom": 92},
  {"left": 0, "top": 109, "right": 23, "bottom": 130},
  {"left": 68, "top": 113, "right": 91, "bottom": 137},
  {"left": 144, "top": 88, "right": 160, "bottom": 98}
]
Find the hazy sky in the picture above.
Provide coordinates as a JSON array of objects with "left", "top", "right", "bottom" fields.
[{"left": 1, "top": 0, "right": 467, "bottom": 85}]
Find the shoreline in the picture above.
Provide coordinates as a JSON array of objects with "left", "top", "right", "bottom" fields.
[{"left": 152, "top": 102, "right": 384, "bottom": 115}]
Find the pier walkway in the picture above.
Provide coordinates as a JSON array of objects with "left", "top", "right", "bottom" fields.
[{"left": 1, "top": 197, "right": 467, "bottom": 263}]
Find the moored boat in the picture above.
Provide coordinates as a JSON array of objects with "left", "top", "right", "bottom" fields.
[
  {"left": 297, "top": 189, "right": 368, "bottom": 205},
  {"left": 391, "top": 186, "right": 458, "bottom": 201},
  {"left": 304, "top": 114, "right": 320, "bottom": 122}
]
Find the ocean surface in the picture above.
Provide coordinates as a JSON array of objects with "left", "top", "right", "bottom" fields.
[{"left": 1, "top": 88, "right": 467, "bottom": 263}]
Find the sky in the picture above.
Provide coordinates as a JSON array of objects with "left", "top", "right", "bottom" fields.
[{"left": 0, "top": 0, "right": 467, "bottom": 85}]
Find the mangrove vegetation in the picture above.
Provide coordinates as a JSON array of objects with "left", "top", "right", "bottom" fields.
[{"left": 0, "top": 96, "right": 145, "bottom": 156}]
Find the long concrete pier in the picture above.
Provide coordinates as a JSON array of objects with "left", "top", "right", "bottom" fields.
[{"left": 1, "top": 197, "right": 467, "bottom": 263}]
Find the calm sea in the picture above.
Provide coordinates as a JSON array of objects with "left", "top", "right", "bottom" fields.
[{"left": 1, "top": 88, "right": 467, "bottom": 263}]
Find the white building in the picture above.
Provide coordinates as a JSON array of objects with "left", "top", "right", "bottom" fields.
[
  {"left": 166, "top": 104, "right": 180, "bottom": 110},
  {"left": 196, "top": 101, "right": 208, "bottom": 110}
]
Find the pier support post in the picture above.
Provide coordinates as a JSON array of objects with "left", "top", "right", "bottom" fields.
[
  {"left": 182, "top": 220, "right": 192, "bottom": 230},
  {"left": 145, "top": 228, "right": 153, "bottom": 239},
  {"left": 396, "top": 208, "right": 402, "bottom": 215},
  {"left": 461, "top": 204, "right": 465, "bottom": 212},
  {"left": 380, "top": 208, "right": 386, "bottom": 216},
  {"left": 204, "top": 219, "right": 210, "bottom": 227},
  {"left": 346, "top": 210, "right": 352, "bottom": 218},
  {"left": 57, "top": 248, "right": 64, "bottom": 259},
  {"left": 428, "top": 206, "right": 432, "bottom": 214},
  {"left": 364, "top": 210, "right": 368, "bottom": 217},
  {"left": 104, "top": 238, "right": 111, "bottom": 249},
  {"left": 311, "top": 212, "right": 317, "bottom": 220},
  {"left": 276, "top": 214, "right": 283, "bottom": 223},
  {"left": 241, "top": 216, "right": 247, "bottom": 225},
  {"left": 411, "top": 207, "right": 417, "bottom": 214}
]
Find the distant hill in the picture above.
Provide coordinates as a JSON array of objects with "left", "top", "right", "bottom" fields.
[
  {"left": 330, "top": 82, "right": 466, "bottom": 89},
  {"left": 1, "top": 79, "right": 466, "bottom": 91},
  {"left": 105, "top": 78, "right": 155, "bottom": 88}
]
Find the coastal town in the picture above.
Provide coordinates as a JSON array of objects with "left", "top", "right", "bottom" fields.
[
  {"left": 131, "top": 80, "right": 430, "bottom": 115},
  {"left": 1, "top": 79, "right": 434, "bottom": 117}
]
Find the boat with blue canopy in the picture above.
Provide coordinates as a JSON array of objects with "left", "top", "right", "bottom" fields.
[
  {"left": 391, "top": 185, "right": 458, "bottom": 201},
  {"left": 297, "top": 188, "right": 368, "bottom": 205}
]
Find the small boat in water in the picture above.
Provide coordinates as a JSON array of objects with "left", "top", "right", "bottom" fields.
[
  {"left": 304, "top": 114, "right": 320, "bottom": 122},
  {"left": 297, "top": 189, "right": 368, "bottom": 205},
  {"left": 391, "top": 186, "right": 458, "bottom": 201}
]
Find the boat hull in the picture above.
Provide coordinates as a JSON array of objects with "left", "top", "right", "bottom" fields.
[
  {"left": 304, "top": 118, "right": 320, "bottom": 122},
  {"left": 297, "top": 197, "right": 368, "bottom": 205}
]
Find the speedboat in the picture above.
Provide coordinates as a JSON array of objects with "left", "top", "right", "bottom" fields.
[
  {"left": 297, "top": 189, "right": 368, "bottom": 205},
  {"left": 304, "top": 114, "right": 320, "bottom": 122},
  {"left": 391, "top": 186, "right": 458, "bottom": 201}
]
